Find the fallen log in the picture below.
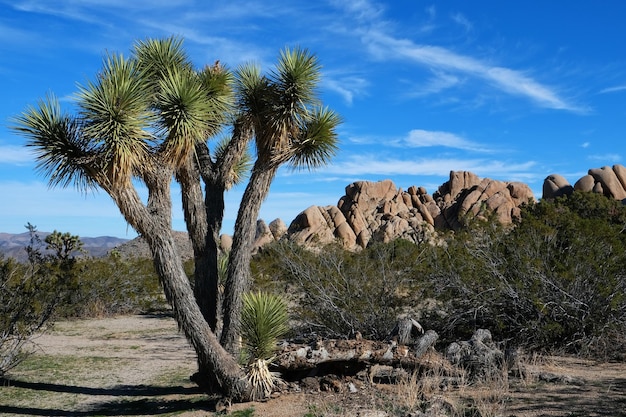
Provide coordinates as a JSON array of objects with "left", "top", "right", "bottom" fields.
[{"left": 274, "top": 330, "right": 439, "bottom": 373}]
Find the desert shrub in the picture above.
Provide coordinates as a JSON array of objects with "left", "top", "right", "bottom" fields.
[
  {"left": 424, "top": 192, "right": 626, "bottom": 358},
  {"left": 54, "top": 254, "right": 165, "bottom": 318},
  {"left": 252, "top": 192, "right": 626, "bottom": 358},
  {"left": 0, "top": 226, "right": 78, "bottom": 375},
  {"left": 255, "top": 239, "right": 426, "bottom": 340}
]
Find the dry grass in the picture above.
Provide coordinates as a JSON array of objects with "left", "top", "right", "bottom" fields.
[{"left": 2, "top": 316, "right": 626, "bottom": 417}]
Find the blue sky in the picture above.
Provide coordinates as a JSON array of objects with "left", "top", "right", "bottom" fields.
[{"left": 1, "top": 1, "right": 625, "bottom": 238}]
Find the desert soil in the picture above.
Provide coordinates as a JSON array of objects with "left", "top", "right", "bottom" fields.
[{"left": 0, "top": 314, "right": 625, "bottom": 417}]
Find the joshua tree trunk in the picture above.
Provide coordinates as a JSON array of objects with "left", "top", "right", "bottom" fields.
[
  {"left": 109, "top": 180, "right": 251, "bottom": 401},
  {"left": 221, "top": 164, "right": 278, "bottom": 354},
  {"left": 177, "top": 158, "right": 219, "bottom": 332},
  {"left": 186, "top": 123, "right": 251, "bottom": 334}
]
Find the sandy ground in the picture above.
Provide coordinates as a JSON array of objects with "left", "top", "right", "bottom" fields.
[{"left": 1, "top": 315, "right": 625, "bottom": 417}]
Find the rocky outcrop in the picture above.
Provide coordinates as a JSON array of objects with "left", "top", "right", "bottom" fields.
[
  {"left": 543, "top": 164, "right": 626, "bottom": 202},
  {"left": 286, "top": 171, "right": 535, "bottom": 250},
  {"left": 543, "top": 174, "right": 573, "bottom": 199},
  {"left": 251, "top": 219, "right": 289, "bottom": 253},
  {"left": 434, "top": 172, "right": 534, "bottom": 230}
]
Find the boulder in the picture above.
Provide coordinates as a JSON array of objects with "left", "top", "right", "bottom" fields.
[
  {"left": 574, "top": 174, "right": 595, "bottom": 192},
  {"left": 269, "top": 218, "right": 288, "bottom": 240},
  {"left": 287, "top": 206, "right": 340, "bottom": 248},
  {"left": 436, "top": 172, "right": 534, "bottom": 228},
  {"left": 543, "top": 174, "right": 573, "bottom": 199},
  {"left": 252, "top": 219, "right": 274, "bottom": 252},
  {"left": 286, "top": 173, "right": 534, "bottom": 250},
  {"left": 588, "top": 166, "right": 626, "bottom": 200},
  {"left": 220, "top": 234, "right": 232, "bottom": 253},
  {"left": 554, "top": 164, "right": 626, "bottom": 201},
  {"left": 613, "top": 164, "right": 626, "bottom": 194}
]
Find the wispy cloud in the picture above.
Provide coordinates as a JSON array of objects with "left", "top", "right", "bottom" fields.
[
  {"left": 364, "top": 32, "right": 583, "bottom": 112},
  {"left": 345, "top": 129, "right": 490, "bottom": 152},
  {"left": 323, "top": 73, "right": 369, "bottom": 105},
  {"left": 599, "top": 85, "right": 626, "bottom": 94},
  {"left": 0, "top": 145, "right": 34, "bottom": 165},
  {"left": 335, "top": 0, "right": 583, "bottom": 112},
  {"left": 326, "top": 154, "right": 536, "bottom": 178},
  {"left": 588, "top": 153, "right": 621, "bottom": 163},
  {"left": 334, "top": 0, "right": 385, "bottom": 22},
  {"left": 451, "top": 12, "right": 472, "bottom": 32},
  {"left": 403, "top": 129, "right": 490, "bottom": 152},
  {"left": 408, "top": 70, "right": 462, "bottom": 97}
]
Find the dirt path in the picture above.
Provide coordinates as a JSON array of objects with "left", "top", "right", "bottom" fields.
[{"left": 1, "top": 315, "right": 625, "bottom": 417}]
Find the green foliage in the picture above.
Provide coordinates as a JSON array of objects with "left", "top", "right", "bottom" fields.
[
  {"left": 255, "top": 240, "right": 425, "bottom": 340},
  {"left": 240, "top": 291, "right": 288, "bottom": 362},
  {"left": 1, "top": 225, "right": 79, "bottom": 375},
  {"left": 54, "top": 255, "right": 164, "bottom": 318},
  {"left": 45, "top": 231, "right": 83, "bottom": 260},
  {"left": 423, "top": 191, "right": 626, "bottom": 358},
  {"left": 253, "top": 191, "right": 626, "bottom": 359}
]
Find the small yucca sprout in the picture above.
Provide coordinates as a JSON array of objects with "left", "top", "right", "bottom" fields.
[
  {"left": 241, "top": 291, "right": 288, "bottom": 361},
  {"left": 241, "top": 291, "right": 289, "bottom": 400}
]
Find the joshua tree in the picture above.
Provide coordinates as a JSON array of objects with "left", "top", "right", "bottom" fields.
[
  {"left": 221, "top": 48, "right": 340, "bottom": 354},
  {"left": 13, "top": 37, "right": 340, "bottom": 401},
  {"left": 13, "top": 37, "right": 251, "bottom": 400}
]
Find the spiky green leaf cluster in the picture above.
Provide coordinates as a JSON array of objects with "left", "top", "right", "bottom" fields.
[
  {"left": 241, "top": 291, "right": 288, "bottom": 362},
  {"left": 235, "top": 47, "right": 339, "bottom": 169},
  {"left": 12, "top": 36, "right": 236, "bottom": 189},
  {"left": 77, "top": 53, "right": 153, "bottom": 183},
  {"left": 289, "top": 106, "right": 341, "bottom": 170},
  {"left": 13, "top": 95, "right": 98, "bottom": 191}
]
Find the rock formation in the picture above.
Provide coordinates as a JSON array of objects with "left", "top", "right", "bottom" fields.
[
  {"left": 286, "top": 171, "right": 535, "bottom": 250},
  {"left": 542, "top": 164, "right": 626, "bottom": 202},
  {"left": 433, "top": 171, "right": 534, "bottom": 230},
  {"left": 108, "top": 164, "right": 626, "bottom": 258}
]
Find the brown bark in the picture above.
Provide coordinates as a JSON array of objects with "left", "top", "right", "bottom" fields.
[
  {"left": 186, "top": 122, "right": 252, "bottom": 335},
  {"left": 107, "top": 173, "right": 252, "bottom": 401},
  {"left": 221, "top": 163, "right": 278, "bottom": 354},
  {"left": 177, "top": 157, "right": 218, "bottom": 332}
]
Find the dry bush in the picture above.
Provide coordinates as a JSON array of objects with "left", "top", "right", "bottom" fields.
[
  {"left": 1, "top": 227, "right": 76, "bottom": 375},
  {"left": 254, "top": 240, "right": 425, "bottom": 340}
]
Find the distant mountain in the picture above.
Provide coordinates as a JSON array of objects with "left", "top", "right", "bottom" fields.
[
  {"left": 112, "top": 231, "right": 194, "bottom": 260},
  {"left": 0, "top": 232, "right": 129, "bottom": 262}
]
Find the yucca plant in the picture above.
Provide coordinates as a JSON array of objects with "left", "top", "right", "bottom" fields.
[{"left": 241, "top": 291, "right": 289, "bottom": 400}]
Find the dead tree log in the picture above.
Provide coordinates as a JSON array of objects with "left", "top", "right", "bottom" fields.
[{"left": 274, "top": 330, "right": 438, "bottom": 373}]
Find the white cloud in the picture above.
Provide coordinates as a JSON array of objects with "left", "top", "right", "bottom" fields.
[
  {"left": 326, "top": 154, "right": 536, "bottom": 178},
  {"left": 404, "top": 129, "right": 489, "bottom": 152},
  {"left": 324, "top": 73, "right": 369, "bottom": 105},
  {"left": 451, "top": 12, "right": 472, "bottom": 32},
  {"left": 599, "top": 85, "right": 626, "bottom": 94},
  {"left": 411, "top": 70, "right": 462, "bottom": 96},
  {"left": 334, "top": 0, "right": 384, "bottom": 22},
  {"left": 346, "top": 130, "right": 490, "bottom": 152},
  {"left": 0, "top": 145, "right": 34, "bottom": 165},
  {"left": 362, "top": 31, "right": 583, "bottom": 112},
  {"left": 588, "top": 153, "right": 621, "bottom": 163}
]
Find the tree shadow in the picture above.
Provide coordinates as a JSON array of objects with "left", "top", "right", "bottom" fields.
[
  {"left": 507, "top": 377, "right": 626, "bottom": 417},
  {"left": 0, "top": 377, "right": 219, "bottom": 416}
]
